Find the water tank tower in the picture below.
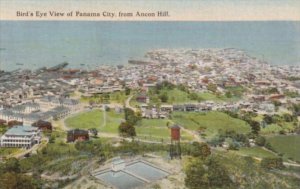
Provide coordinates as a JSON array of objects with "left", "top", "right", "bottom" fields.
[{"left": 170, "top": 125, "right": 181, "bottom": 159}]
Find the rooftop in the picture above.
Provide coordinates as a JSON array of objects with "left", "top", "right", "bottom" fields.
[{"left": 5, "top": 125, "right": 39, "bottom": 136}]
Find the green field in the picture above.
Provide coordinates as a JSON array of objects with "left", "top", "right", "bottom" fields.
[
  {"left": 197, "top": 92, "right": 222, "bottom": 101},
  {"left": 172, "top": 111, "right": 251, "bottom": 138},
  {"left": 164, "top": 88, "right": 196, "bottom": 104},
  {"left": 267, "top": 135, "right": 300, "bottom": 162},
  {"left": 100, "top": 111, "right": 125, "bottom": 133},
  {"left": 65, "top": 109, "right": 124, "bottom": 134},
  {"left": 136, "top": 119, "right": 194, "bottom": 141},
  {"left": 65, "top": 110, "right": 104, "bottom": 129},
  {"left": 234, "top": 147, "right": 277, "bottom": 159}
]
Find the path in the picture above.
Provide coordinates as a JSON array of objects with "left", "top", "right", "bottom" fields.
[
  {"left": 125, "top": 95, "right": 137, "bottom": 112},
  {"left": 180, "top": 126, "right": 204, "bottom": 143},
  {"left": 101, "top": 105, "right": 106, "bottom": 127}
]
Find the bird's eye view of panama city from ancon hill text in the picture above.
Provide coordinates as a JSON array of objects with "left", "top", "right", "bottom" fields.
[{"left": 0, "top": 1, "right": 299, "bottom": 189}]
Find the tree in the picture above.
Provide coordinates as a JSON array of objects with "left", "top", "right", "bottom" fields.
[
  {"left": 189, "top": 142, "right": 211, "bottom": 159},
  {"left": 282, "top": 113, "right": 294, "bottom": 122},
  {"left": 188, "top": 92, "right": 199, "bottom": 101},
  {"left": 263, "top": 115, "right": 273, "bottom": 124},
  {"left": 255, "top": 136, "right": 266, "bottom": 146},
  {"left": 185, "top": 156, "right": 232, "bottom": 189},
  {"left": 124, "top": 108, "right": 141, "bottom": 125},
  {"left": 205, "top": 156, "right": 232, "bottom": 187},
  {"left": 261, "top": 157, "right": 284, "bottom": 169},
  {"left": 118, "top": 122, "right": 136, "bottom": 138},
  {"left": 249, "top": 120, "right": 261, "bottom": 134},
  {"left": 125, "top": 87, "right": 131, "bottom": 95},
  {"left": 0, "top": 172, "right": 37, "bottom": 189},
  {"left": 5, "top": 158, "right": 20, "bottom": 173},
  {"left": 185, "top": 158, "right": 208, "bottom": 189},
  {"left": 159, "top": 92, "right": 168, "bottom": 103}
]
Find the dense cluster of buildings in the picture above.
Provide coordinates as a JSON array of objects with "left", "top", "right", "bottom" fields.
[{"left": 0, "top": 48, "right": 299, "bottom": 149}]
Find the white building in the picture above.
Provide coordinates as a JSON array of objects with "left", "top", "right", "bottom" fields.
[{"left": 0, "top": 125, "right": 41, "bottom": 149}]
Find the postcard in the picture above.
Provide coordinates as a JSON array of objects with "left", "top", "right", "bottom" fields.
[{"left": 0, "top": 1, "right": 299, "bottom": 189}]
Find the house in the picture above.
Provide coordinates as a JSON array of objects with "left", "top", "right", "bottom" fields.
[
  {"left": 0, "top": 125, "right": 41, "bottom": 149},
  {"left": 160, "top": 104, "right": 173, "bottom": 112},
  {"left": 32, "top": 120, "right": 52, "bottom": 131},
  {"left": 8, "top": 120, "right": 23, "bottom": 127},
  {"left": 67, "top": 129, "right": 89, "bottom": 142},
  {"left": 136, "top": 94, "right": 149, "bottom": 103},
  {"left": 0, "top": 119, "right": 6, "bottom": 125}
]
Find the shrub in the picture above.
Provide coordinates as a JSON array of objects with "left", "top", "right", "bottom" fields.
[{"left": 261, "top": 157, "right": 284, "bottom": 169}]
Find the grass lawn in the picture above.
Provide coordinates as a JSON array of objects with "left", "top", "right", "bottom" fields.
[
  {"left": 164, "top": 88, "right": 196, "bottom": 104},
  {"left": 267, "top": 135, "right": 300, "bottom": 162},
  {"left": 65, "top": 109, "right": 124, "bottom": 134},
  {"left": 99, "top": 111, "right": 125, "bottom": 133},
  {"left": 135, "top": 118, "right": 194, "bottom": 141},
  {"left": 234, "top": 147, "right": 277, "bottom": 159},
  {"left": 172, "top": 111, "right": 251, "bottom": 138},
  {"left": 136, "top": 119, "right": 170, "bottom": 139},
  {"left": 65, "top": 110, "right": 104, "bottom": 129},
  {"left": 197, "top": 92, "right": 222, "bottom": 101}
]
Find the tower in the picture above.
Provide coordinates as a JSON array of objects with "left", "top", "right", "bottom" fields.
[{"left": 170, "top": 125, "right": 181, "bottom": 159}]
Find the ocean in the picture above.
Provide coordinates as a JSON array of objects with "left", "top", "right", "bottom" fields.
[{"left": 0, "top": 21, "right": 299, "bottom": 71}]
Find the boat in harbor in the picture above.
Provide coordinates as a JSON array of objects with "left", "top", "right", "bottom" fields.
[
  {"left": 47, "top": 62, "right": 69, "bottom": 71},
  {"left": 128, "top": 59, "right": 155, "bottom": 65}
]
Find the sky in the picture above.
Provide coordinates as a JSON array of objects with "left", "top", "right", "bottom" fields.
[{"left": 0, "top": 0, "right": 299, "bottom": 21}]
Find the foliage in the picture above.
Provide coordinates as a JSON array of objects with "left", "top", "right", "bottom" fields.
[
  {"left": 249, "top": 120, "right": 261, "bottom": 135},
  {"left": 124, "top": 108, "right": 141, "bottom": 126},
  {"left": 118, "top": 121, "right": 136, "bottom": 137},
  {"left": 125, "top": 87, "right": 131, "bottom": 95},
  {"left": 0, "top": 158, "right": 39, "bottom": 189},
  {"left": 207, "top": 83, "right": 217, "bottom": 93},
  {"left": 0, "top": 172, "right": 38, "bottom": 189},
  {"left": 255, "top": 136, "right": 266, "bottom": 146},
  {"left": 159, "top": 92, "right": 168, "bottom": 103},
  {"left": 75, "top": 140, "right": 104, "bottom": 157},
  {"left": 260, "top": 157, "right": 284, "bottom": 169},
  {"left": 185, "top": 156, "right": 232, "bottom": 189},
  {"left": 188, "top": 142, "right": 211, "bottom": 159}
]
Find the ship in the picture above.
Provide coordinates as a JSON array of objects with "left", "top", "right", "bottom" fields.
[
  {"left": 47, "top": 62, "right": 69, "bottom": 71},
  {"left": 128, "top": 59, "right": 155, "bottom": 65}
]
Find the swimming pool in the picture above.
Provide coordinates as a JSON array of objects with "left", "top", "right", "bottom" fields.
[{"left": 93, "top": 160, "right": 170, "bottom": 189}]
